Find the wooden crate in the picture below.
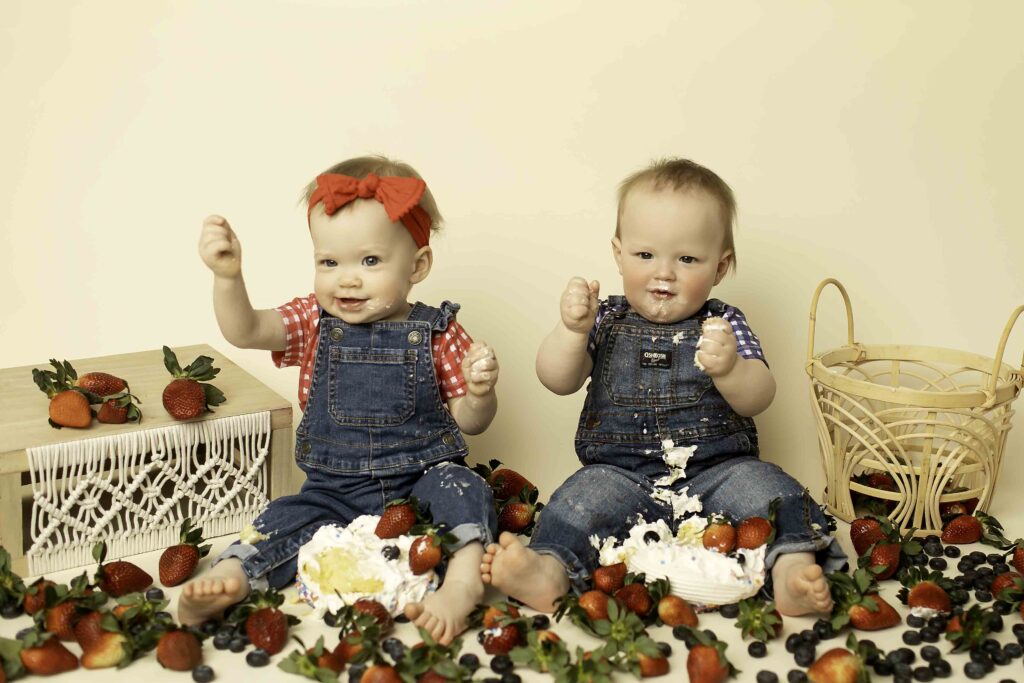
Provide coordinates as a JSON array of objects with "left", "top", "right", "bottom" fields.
[{"left": 0, "top": 345, "right": 296, "bottom": 575}]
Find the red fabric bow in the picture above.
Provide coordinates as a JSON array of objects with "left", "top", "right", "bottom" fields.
[{"left": 307, "top": 172, "right": 432, "bottom": 247}]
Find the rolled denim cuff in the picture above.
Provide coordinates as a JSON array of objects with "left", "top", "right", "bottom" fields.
[
  {"left": 528, "top": 543, "right": 590, "bottom": 595},
  {"left": 760, "top": 534, "right": 848, "bottom": 600},
  {"left": 447, "top": 522, "right": 493, "bottom": 553},
  {"left": 213, "top": 543, "right": 271, "bottom": 592}
]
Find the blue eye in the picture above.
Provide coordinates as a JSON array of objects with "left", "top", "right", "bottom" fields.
[
  {"left": 679, "top": 256, "right": 696, "bottom": 264},
  {"left": 320, "top": 259, "right": 337, "bottom": 267},
  {"left": 362, "top": 256, "right": 380, "bottom": 267}
]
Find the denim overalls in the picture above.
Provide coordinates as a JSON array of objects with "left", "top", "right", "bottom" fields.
[
  {"left": 215, "top": 301, "right": 497, "bottom": 590},
  {"left": 529, "top": 296, "right": 847, "bottom": 595}
]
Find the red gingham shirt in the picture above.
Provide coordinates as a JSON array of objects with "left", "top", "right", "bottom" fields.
[{"left": 271, "top": 294, "right": 473, "bottom": 412}]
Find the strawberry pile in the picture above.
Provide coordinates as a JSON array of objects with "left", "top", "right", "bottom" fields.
[
  {"left": 472, "top": 458, "right": 544, "bottom": 536},
  {"left": 31, "top": 359, "right": 142, "bottom": 429}
]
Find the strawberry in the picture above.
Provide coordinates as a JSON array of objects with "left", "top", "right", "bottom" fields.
[
  {"left": 505, "top": 628, "right": 565, "bottom": 674},
  {"left": 577, "top": 590, "right": 610, "bottom": 621},
  {"left": 593, "top": 562, "right": 628, "bottom": 595},
  {"left": 375, "top": 498, "right": 420, "bottom": 538},
  {"left": 93, "top": 542, "right": 152, "bottom": 597},
  {"left": 361, "top": 664, "right": 403, "bottom": 683},
  {"left": 44, "top": 602, "right": 81, "bottom": 641},
  {"left": 990, "top": 571, "right": 1022, "bottom": 598},
  {"left": 864, "top": 542, "right": 901, "bottom": 581},
  {"left": 855, "top": 516, "right": 921, "bottom": 580},
  {"left": 409, "top": 531, "right": 451, "bottom": 575},
  {"left": 73, "top": 610, "right": 107, "bottom": 651},
  {"left": 18, "top": 630, "right": 79, "bottom": 676},
  {"left": 81, "top": 629, "right": 131, "bottom": 669},
  {"left": 156, "top": 628, "right": 202, "bottom": 671},
  {"left": 946, "top": 604, "right": 1001, "bottom": 653},
  {"left": 701, "top": 514, "right": 736, "bottom": 554},
  {"left": 497, "top": 493, "right": 539, "bottom": 535},
  {"left": 897, "top": 567, "right": 953, "bottom": 613},
  {"left": 161, "top": 346, "right": 226, "bottom": 420},
  {"left": 482, "top": 601, "right": 520, "bottom": 629},
  {"left": 829, "top": 568, "right": 900, "bottom": 631},
  {"left": 278, "top": 636, "right": 345, "bottom": 678},
  {"left": 735, "top": 598, "right": 783, "bottom": 641},
  {"left": 941, "top": 514, "right": 982, "bottom": 544},
  {"left": 482, "top": 622, "right": 522, "bottom": 655},
  {"left": 939, "top": 498, "right": 978, "bottom": 518},
  {"left": 806, "top": 634, "right": 875, "bottom": 683},
  {"left": 239, "top": 589, "right": 291, "bottom": 655},
  {"left": 849, "top": 517, "right": 885, "bottom": 556},
  {"left": 76, "top": 372, "right": 127, "bottom": 396},
  {"left": 159, "top": 518, "right": 211, "bottom": 586},
  {"left": 22, "top": 578, "right": 56, "bottom": 616},
  {"left": 848, "top": 593, "right": 900, "bottom": 630},
  {"left": 472, "top": 458, "right": 536, "bottom": 502},
  {"left": 637, "top": 652, "right": 669, "bottom": 677},
  {"left": 32, "top": 359, "right": 95, "bottom": 429},
  {"left": 42, "top": 572, "right": 105, "bottom": 641},
  {"left": 684, "top": 629, "right": 735, "bottom": 683},
  {"left": 1012, "top": 545, "right": 1024, "bottom": 576},
  {"left": 352, "top": 598, "right": 393, "bottom": 631},
  {"left": 96, "top": 391, "right": 142, "bottom": 424},
  {"left": 657, "top": 594, "right": 698, "bottom": 628},
  {"left": 736, "top": 500, "right": 778, "bottom": 549},
  {"left": 614, "top": 583, "right": 653, "bottom": 617}
]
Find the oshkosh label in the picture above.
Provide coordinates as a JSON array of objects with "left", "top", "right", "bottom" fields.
[{"left": 639, "top": 349, "right": 672, "bottom": 369}]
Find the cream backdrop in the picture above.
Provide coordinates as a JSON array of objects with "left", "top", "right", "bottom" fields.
[{"left": 2, "top": 1, "right": 1022, "bottom": 513}]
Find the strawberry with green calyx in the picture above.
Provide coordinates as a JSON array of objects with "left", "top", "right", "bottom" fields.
[
  {"left": 375, "top": 497, "right": 427, "bottom": 539},
  {"left": 32, "top": 359, "right": 96, "bottom": 429},
  {"left": 677, "top": 626, "right": 737, "bottom": 683},
  {"left": 110, "top": 591, "right": 173, "bottom": 631},
  {"left": 850, "top": 471, "right": 898, "bottom": 516},
  {"left": 408, "top": 526, "right": 457, "bottom": 576},
  {"left": 940, "top": 514, "right": 982, "bottom": 544},
  {"left": 79, "top": 615, "right": 135, "bottom": 670},
  {"left": 155, "top": 626, "right": 203, "bottom": 671},
  {"left": 895, "top": 567, "right": 953, "bottom": 614},
  {"left": 92, "top": 541, "right": 152, "bottom": 597},
  {"left": 351, "top": 598, "right": 393, "bottom": 633},
  {"left": 473, "top": 600, "right": 521, "bottom": 629},
  {"left": 735, "top": 597, "right": 783, "bottom": 641},
  {"left": 510, "top": 628, "right": 568, "bottom": 675},
  {"left": 736, "top": 497, "right": 780, "bottom": 549},
  {"left": 599, "top": 629, "right": 666, "bottom": 679},
  {"left": 552, "top": 591, "right": 607, "bottom": 634},
  {"left": 41, "top": 571, "right": 107, "bottom": 641},
  {"left": 325, "top": 603, "right": 384, "bottom": 665},
  {"left": 856, "top": 519, "right": 921, "bottom": 581},
  {"left": 613, "top": 572, "right": 662, "bottom": 618},
  {"left": 17, "top": 627, "right": 80, "bottom": 676},
  {"left": 806, "top": 632, "right": 878, "bottom": 683},
  {"left": 482, "top": 616, "right": 527, "bottom": 655},
  {"left": 592, "top": 562, "right": 627, "bottom": 595},
  {"left": 829, "top": 568, "right": 901, "bottom": 632},
  {"left": 945, "top": 604, "right": 1001, "bottom": 653},
  {"left": 159, "top": 518, "right": 211, "bottom": 587},
  {"left": 22, "top": 578, "right": 57, "bottom": 616},
  {"left": 557, "top": 646, "right": 614, "bottom": 683},
  {"left": 96, "top": 391, "right": 143, "bottom": 424},
  {"left": 161, "top": 346, "right": 226, "bottom": 420},
  {"left": 398, "top": 627, "right": 475, "bottom": 682},
  {"left": 278, "top": 636, "right": 345, "bottom": 680},
  {"left": 701, "top": 514, "right": 736, "bottom": 554},
  {"left": 497, "top": 487, "right": 543, "bottom": 536},
  {"left": 471, "top": 458, "right": 537, "bottom": 503},
  {"left": 228, "top": 588, "right": 299, "bottom": 655},
  {"left": 849, "top": 516, "right": 886, "bottom": 557},
  {"left": 0, "top": 548, "right": 26, "bottom": 615}
]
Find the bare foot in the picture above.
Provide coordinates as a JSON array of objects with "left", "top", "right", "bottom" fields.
[
  {"left": 177, "top": 558, "right": 251, "bottom": 625},
  {"left": 404, "top": 543, "right": 484, "bottom": 645},
  {"left": 480, "top": 532, "right": 569, "bottom": 613},
  {"left": 772, "top": 552, "right": 832, "bottom": 616}
]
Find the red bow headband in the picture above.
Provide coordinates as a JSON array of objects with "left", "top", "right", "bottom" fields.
[{"left": 307, "top": 172, "right": 432, "bottom": 248}]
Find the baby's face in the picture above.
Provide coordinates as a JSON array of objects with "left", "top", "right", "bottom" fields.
[
  {"left": 613, "top": 186, "right": 732, "bottom": 324},
  {"left": 309, "top": 199, "right": 425, "bottom": 324}
]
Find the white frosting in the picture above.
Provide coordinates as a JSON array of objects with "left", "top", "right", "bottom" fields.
[
  {"left": 296, "top": 515, "right": 437, "bottom": 617},
  {"left": 909, "top": 606, "right": 940, "bottom": 619},
  {"left": 239, "top": 523, "right": 269, "bottom": 544}
]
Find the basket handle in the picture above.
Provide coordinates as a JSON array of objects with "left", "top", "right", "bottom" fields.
[
  {"left": 808, "top": 278, "right": 856, "bottom": 364},
  {"left": 986, "top": 304, "right": 1024, "bottom": 396}
]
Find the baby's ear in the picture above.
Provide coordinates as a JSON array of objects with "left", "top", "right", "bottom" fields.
[
  {"left": 410, "top": 245, "right": 433, "bottom": 284},
  {"left": 714, "top": 250, "right": 733, "bottom": 285}
]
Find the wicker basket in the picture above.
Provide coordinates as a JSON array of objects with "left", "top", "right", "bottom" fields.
[{"left": 806, "top": 278, "right": 1023, "bottom": 536}]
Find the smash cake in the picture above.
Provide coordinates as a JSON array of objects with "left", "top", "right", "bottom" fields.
[
  {"left": 295, "top": 515, "right": 437, "bottom": 618},
  {"left": 591, "top": 438, "right": 768, "bottom": 609}
]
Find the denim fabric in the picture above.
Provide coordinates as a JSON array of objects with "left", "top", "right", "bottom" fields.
[
  {"left": 214, "top": 302, "right": 497, "bottom": 590},
  {"left": 532, "top": 297, "right": 847, "bottom": 594}
]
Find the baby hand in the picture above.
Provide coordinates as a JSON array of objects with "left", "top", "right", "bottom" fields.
[
  {"left": 461, "top": 342, "right": 499, "bottom": 396},
  {"left": 696, "top": 317, "right": 738, "bottom": 378},
  {"left": 199, "top": 214, "right": 242, "bottom": 279},
  {"left": 560, "top": 277, "right": 600, "bottom": 334}
]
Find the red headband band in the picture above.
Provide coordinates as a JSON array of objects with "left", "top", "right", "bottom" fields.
[{"left": 307, "top": 172, "right": 432, "bottom": 248}]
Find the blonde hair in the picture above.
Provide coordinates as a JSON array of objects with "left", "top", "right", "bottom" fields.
[
  {"left": 616, "top": 158, "right": 736, "bottom": 272},
  {"left": 302, "top": 155, "right": 443, "bottom": 232}
]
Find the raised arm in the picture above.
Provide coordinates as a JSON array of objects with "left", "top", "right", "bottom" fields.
[
  {"left": 198, "top": 215, "right": 287, "bottom": 352},
  {"left": 448, "top": 342, "right": 499, "bottom": 435},
  {"left": 535, "top": 277, "right": 600, "bottom": 395},
  {"left": 696, "top": 317, "right": 776, "bottom": 417}
]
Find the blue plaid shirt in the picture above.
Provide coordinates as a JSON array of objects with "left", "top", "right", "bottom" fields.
[{"left": 587, "top": 298, "right": 767, "bottom": 366}]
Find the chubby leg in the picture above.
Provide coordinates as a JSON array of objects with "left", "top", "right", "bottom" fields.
[
  {"left": 405, "top": 542, "right": 486, "bottom": 645},
  {"left": 771, "top": 551, "right": 833, "bottom": 616},
  {"left": 178, "top": 558, "right": 250, "bottom": 625},
  {"left": 481, "top": 532, "right": 570, "bottom": 613}
]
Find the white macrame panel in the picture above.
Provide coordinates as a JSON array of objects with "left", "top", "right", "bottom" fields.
[{"left": 26, "top": 411, "right": 272, "bottom": 575}]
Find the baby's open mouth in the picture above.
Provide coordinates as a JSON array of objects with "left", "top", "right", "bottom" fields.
[
  {"left": 336, "top": 297, "right": 367, "bottom": 310},
  {"left": 649, "top": 289, "right": 674, "bottom": 299}
]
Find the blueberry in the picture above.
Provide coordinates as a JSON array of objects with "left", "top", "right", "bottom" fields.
[
  {"left": 145, "top": 587, "right": 165, "bottom": 602},
  {"left": 756, "top": 672, "right": 779, "bottom": 683},
  {"left": 394, "top": 613, "right": 410, "bottom": 623},
  {"left": 950, "top": 589, "right": 970, "bottom": 605},
  {"left": 490, "top": 654, "right": 513, "bottom": 673},
  {"left": 212, "top": 633, "right": 231, "bottom": 650},
  {"left": 347, "top": 663, "right": 366, "bottom": 683},
  {"left": 245, "top": 648, "right": 269, "bottom": 667},
  {"left": 748, "top": 641, "right": 767, "bottom": 658},
  {"left": 1003, "top": 642, "right": 1023, "bottom": 658},
  {"left": 943, "top": 545, "right": 961, "bottom": 558},
  {"left": 785, "top": 633, "right": 801, "bottom": 653},
  {"left": 381, "top": 545, "right": 400, "bottom": 561},
  {"left": 912, "top": 666, "right": 934, "bottom": 682},
  {"left": 719, "top": 603, "right": 740, "bottom": 619},
  {"left": 892, "top": 647, "right": 917, "bottom": 665},
  {"left": 924, "top": 543, "right": 943, "bottom": 557},
  {"left": 964, "top": 661, "right": 986, "bottom": 679},
  {"left": 927, "top": 615, "right": 948, "bottom": 630},
  {"left": 978, "top": 565, "right": 995, "bottom": 577},
  {"left": 929, "top": 659, "right": 951, "bottom": 677},
  {"left": 800, "top": 628, "right": 819, "bottom": 645},
  {"left": 991, "top": 649, "right": 1010, "bottom": 665},
  {"left": 991, "top": 613, "right": 1004, "bottom": 632},
  {"left": 500, "top": 674, "right": 521, "bottom": 683},
  {"left": 786, "top": 670, "right": 808, "bottom": 683},
  {"left": 794, "top": 642, "right": 816, "bottom": 667},
  {"left": 656, "top": 642, "right": 672, "bottom": 657},
  {"left": 874, "top": 659, "right": 893, "bottom": 676},
  {"left": 643, "top": 530, "right": 661, "bottom": 544},
  {"left": 813, "top": 617, "right": 835, "bottom": 640},
  {"left": 969, "top": 551, "right": 986, "bottom": 563},
  {"left": 893, "top": 661, "right": 912, "bottom": 677},
  {"left": 199, "top": 619, "right": 220, "bottom": 636},
  {"left": 920, "top": 645, "right": 941, "bottom": 661},
  {"left": 920, "top": 626, "right": 939, "bottom": 643},
  {"left": 671, "top": 624, "right": 691, "bottom": 642},
  {"left": 1014, "top": 623, "right": 1024, "bottom": 638},
  {"left": 902, "top": 630, "right": 922, "bottom": 646},
  {"left": 976, "top": 589, "right": 994, "bottom": 602},
  {"left": 531, "top": 614, "right": 550, "bottom": 631},
  {"left": 911, "top": 553, "right": 929, "bottom": 566},
  {"left": 957, "top": 558, "right": 975, "bottom": 572},
  {"left": 993, "top": 600, "right": 1013, "bottom": 614},
  {"left": 987, "top": 553, "right": 1003, "bottom": 565},
  {"left": 992, "top": 562, "right": 1010, "bottom": 574},
  {"left": 324, "top": 610, "right": 339, "bottom": 627},
  {"left": 906, "top": 614, "right": 925, "bottom": 628},
  {"left": 228, "top": 637, "right": 246, "bottom": 653},
  {"left": 459, "top": 653, "right": 480, "bottom": 671},
  {"left": 928, "top": 557, "right": 948, "bottom": 571},
  {"left": 192, "top": 664, "right": 215, "bottom": 682},
  {"left": 1, "top": 602, "right": 24, "bottom": 619},
  {"left": 155, "top": 610, "right": 172, "bottom": 621}
]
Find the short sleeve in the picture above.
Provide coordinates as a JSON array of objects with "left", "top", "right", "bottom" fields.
[
  {"left": 720, "top": 305, "right": 768, "bottom": 366},
  {"left": 271, "top": 294, "right": 319, "bottom": 368},
  {"left": 432, "top": 319, "right": 474, "bottom": 399}
]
